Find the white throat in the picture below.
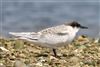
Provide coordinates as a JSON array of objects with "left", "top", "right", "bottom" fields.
[{"left": 73, "top": 27, "right": 80, "bottom": 33}]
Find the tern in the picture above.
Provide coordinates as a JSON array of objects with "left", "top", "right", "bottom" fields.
[{"left": 9, "top": 21, "right": 88, "bottom": 57}]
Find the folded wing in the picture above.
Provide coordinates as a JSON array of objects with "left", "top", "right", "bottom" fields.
[{"left": 9, "top": 32, "right": 40, "bottom": 40}]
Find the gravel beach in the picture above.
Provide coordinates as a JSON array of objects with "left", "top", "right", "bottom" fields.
[{"left": 0, "top": 35, "right": 100, "bottom": 67}]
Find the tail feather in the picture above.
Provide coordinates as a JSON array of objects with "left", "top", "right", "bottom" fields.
[
  {"left": 9, "top": 32, "right": 36, "bottom": 36},
  {"left": 9, "top": 32, "right": 40, "bottom": 40}
]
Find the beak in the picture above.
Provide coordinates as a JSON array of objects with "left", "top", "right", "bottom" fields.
[{"left": 80, "top": 25, "right": 88, "bottom": 29}]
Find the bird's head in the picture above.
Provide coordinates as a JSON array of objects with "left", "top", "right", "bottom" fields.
[
  {"left": 65, "top": 21, "right": 88, "bottom": 33},
  {"left": 67, "top": 21, "right": 88, "bottom": 29}
]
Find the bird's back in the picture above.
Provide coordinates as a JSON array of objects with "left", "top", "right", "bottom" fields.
[{"left": 38, "top": 24, "right": 69, "bottom": 34}]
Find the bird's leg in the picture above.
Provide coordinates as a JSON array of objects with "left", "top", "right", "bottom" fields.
[{"left": 52, "top": 48, "right": 57, "bottom": 57}]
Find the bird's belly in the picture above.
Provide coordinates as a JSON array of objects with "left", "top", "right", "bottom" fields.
[{"left": 38, "top": 34, "right": 74, "bottom": 48}]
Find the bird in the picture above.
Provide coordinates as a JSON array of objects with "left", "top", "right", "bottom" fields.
[{"left": 9, "top": 21, "right": 88, "bottom": 57}]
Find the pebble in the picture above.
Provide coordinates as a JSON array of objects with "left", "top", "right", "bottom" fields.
[{"left": 14, "top": 60, "right": 27, "bottom": 67}]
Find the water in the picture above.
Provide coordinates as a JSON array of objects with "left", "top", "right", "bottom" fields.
[{"left": 0, "top": 0, "right": 100, "bottom": 38}]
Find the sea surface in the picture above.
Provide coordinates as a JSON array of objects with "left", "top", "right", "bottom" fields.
[{"left": 0, "top": 0, "right": 100, "bottom": 38}]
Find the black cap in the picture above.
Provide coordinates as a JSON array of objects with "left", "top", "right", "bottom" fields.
[{"left": 66, "top": 21, "right": 88, "bottom": 29}]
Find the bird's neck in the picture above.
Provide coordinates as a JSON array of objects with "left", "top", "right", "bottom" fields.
[
  {"left": 72, "top": 27, "right": 80, "bottom": 34},
  {"left": 67, "top": 26, "right": 80, "bottom": 34}
]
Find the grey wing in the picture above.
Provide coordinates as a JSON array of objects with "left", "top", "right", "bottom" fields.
[
  {"left": 56, "top": 31, "right": 69, "bottom": 35},
  {"left": 38, "top": 25, "right": 68, "bottom": 34}
]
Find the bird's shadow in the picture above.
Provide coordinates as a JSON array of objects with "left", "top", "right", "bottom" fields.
[
  {"left": 34, "top": 53, "right": 48, "bottom": 57},
  {"left": 34, "top": 53, "right": 62, "bottom": 59}
]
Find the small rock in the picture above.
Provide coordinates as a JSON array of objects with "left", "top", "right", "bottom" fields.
[
  {"left": 0, "top": 63, "right": 6, "bottom": 67},
  {"left": 19, "top": 54, "right": 26, "bottom": 58},
  {"left": 14, "top": 60, "right": 27, "bottom": 67},
  {"left": 35, "top": 62, "right": 43, "bottom": 66},
  {"left": 69, "top": 57, "right": 80, "bottom": 64},
  {"left": 14, "top": 40, "right": 24, "bottom": 49},
  {"left": 9, "top": 56, "right": 16, "bottom": 60},
  {"left": 50, "top": 56, "right": 58, "bottom": 60},
  {"left": 78, "top": 35, "right": 88, "bottom": 41},
  {"left": 0, "top": 47, "right": 9, "bottom": 52}
]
